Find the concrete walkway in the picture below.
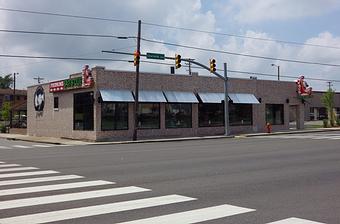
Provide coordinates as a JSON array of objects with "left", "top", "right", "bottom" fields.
[{"left": 1, "top": 127, "right": 340, "bottom": 145}]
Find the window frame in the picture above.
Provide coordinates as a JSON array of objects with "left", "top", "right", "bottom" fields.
[
  {"left": 73, "top": 91, "right": 94, "bottom": 131},
  {"left": 138, "top": 103, "right": 160, "bottom": 129},
  {"left": 165, "top": 103, "right": 192, "bottom": 129},
  {"left": 101, "top": 102, "right": 129, "bottom": 131},
  {"left": 265, "top": 104, "right": 284, "bottom": 125},
  {"left": 198, "top": 103, "right": 224, "bottom": 127},
  {"left": 229, "top": 103, "right": 253, "bottom": 126}
]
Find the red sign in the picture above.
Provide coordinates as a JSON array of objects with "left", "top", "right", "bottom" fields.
[
  {"left": 296, "top": 75, "right": 312, "bottom": 96},
  {"left": 49, "top": 81, "right": 64, "bottom": 92}
]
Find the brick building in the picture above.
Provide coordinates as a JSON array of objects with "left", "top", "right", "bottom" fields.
[
  {"left": 27, "top": 66, "right": 305, "bottom": 141},
  {"left": 0, "top": 88, "right": 27, "bottom": 126}
]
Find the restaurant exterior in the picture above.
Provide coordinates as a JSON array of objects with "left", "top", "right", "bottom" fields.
[{"left": 27, "top": 66, "right": 305, "bottom": 141}]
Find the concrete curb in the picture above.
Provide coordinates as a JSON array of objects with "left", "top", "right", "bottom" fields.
[{"left": 1, "top": 127, "right": 340, "bottom": 145}]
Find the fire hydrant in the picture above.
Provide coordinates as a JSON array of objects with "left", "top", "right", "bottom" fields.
[{"left": 266, "top": 123, "right": 272, "bottom": 133}]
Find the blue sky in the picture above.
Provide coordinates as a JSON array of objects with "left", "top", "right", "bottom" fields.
[{"left": 0, "top": 0, "right": 340, "bottom": 91}]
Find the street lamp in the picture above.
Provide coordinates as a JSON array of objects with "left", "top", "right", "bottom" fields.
[{"left": 271, "top": 64, "right": 280, "bottom": 81}]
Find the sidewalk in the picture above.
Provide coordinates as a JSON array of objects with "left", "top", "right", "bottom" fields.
[{"left": 1, "top": 127, "right": 340, "bottom": 145}]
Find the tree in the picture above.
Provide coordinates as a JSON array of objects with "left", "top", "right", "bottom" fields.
[
  {"left": 321, "top": 88, "right": 336, "bottom": 127},
  {"left": 1, "top": 101, "right": 11, "bottom": 122},
  {"left": 0, "top": 74, "right": 13, "bottom": 89}
]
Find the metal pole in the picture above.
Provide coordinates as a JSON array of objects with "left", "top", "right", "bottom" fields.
[
  {"left": 133, "top": 20, "right": 141, "bottom": 141},
  {"left": 224, "top": 63, "right": 229, "bottom": 136},
  {"left": 277, "top": 65, "right": 280, "bottom": 81}
]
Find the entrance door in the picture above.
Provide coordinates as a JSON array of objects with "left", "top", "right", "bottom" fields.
[{"left": 289, "top": 105, "right": 297, "bottom": 129}]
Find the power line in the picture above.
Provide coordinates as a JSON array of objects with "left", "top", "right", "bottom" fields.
[
  {"left": 0, "top": 29, "right": 136, "bottom": 39},
  {"left": 0, "top": 54, "right": 129, "bottom": 62},
  {"left": 1, "top": 7, "right": 339, "bottom": 50},
  {"left": 0, "top": 7, "right": 136, "bottom": 24},
  {"left": 141, "top": 38, "right": 340, "bottom": 67},
  {"left": 0, "top": 52, "right": 338, "bottom": 83},
  {"left": 142, "top": 22, "right": 340, "bottom": 50}
]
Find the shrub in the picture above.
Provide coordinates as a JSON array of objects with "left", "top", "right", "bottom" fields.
[
  {"left": 0, "top": 124, "right": 6, "bottom": 133},
  {"left": 323, "top": 119, "right": 328, "bottom": 128}
]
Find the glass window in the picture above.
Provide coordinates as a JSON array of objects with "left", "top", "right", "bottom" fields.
[
  {"left": 198, "top": 103, "right": 224, "bottom": 127},
  {"left": 165, "top": 104, "right": 192, "bottom": 128},
  {"left": 266, "top": 104, "right": 284, "bottom": 125},
  {"left": 54, "top": 97, "right": 59, "bottom": 109},
  {"left": 101, "top": 103, "right": 128, "bottom": 130},
  {"left": 74, "top": 92, "right": 94, "bottom": 130},
  {"left": 229, "top": 104, "right": 253, "bottom": 126},
  {"left": 138, "top": 103, "right": 160, "bottom": 129}
]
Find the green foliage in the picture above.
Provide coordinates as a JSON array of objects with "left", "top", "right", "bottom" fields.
[
  {"left": 321, "top": 89, "right": 336, "bottom": 127},
  {"left": 323, "top": 119, "right": 329, "bottom": 128},
  {"left": 0, "top": 124, "right": 6, "bottom": 133},
  {"left": 1, "top": 102, "right": 11, "bottom": 121},
  {"left": 0, "top": 74, "right": 13, "bottom": 89}
]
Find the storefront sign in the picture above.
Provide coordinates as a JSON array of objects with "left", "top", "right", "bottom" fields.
[
  {"left": 49, "top": 66, "right": 94, "bottom": 93},
  {"left": 34, "top": 86, "right": 45, "bottom": 111}
]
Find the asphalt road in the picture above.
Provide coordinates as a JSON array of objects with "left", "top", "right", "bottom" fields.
[{"left": 0, "top": 131, "right": 340, "bottom": 223}]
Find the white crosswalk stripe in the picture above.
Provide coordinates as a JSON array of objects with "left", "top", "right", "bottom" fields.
[
  {"left": 266, "top": 217, "right": 325, "bottom": 224},
  {"left": 0, "top": 174, "right": 83, "bottom": 187},
  {"left": 0, "top": 164, "right": 21, "bottom": 168},
  {"left": 0, "top": 144, "right": 71, "bottom": 150},
  {"left": 0, "top": 170, "right": 59, "bottom": 179},
  {"left": 0, "top": 161, "right": 326, "bottom": 224},
  {"left": 32, "top": 144, "right": 57, "bottom": 148},
  {"left": 0, "top": 146, "right": 11, "bottom": 149},
  {"left": 0, "top": 167, "right": 38, "bottom": 173},
  {"left": 0, "top": 180, "right": 113, "bottom": 196},
  {"left": 0, "top": 186, "right": 150, "bottom": 210},
  {"left": 0, "top": 195, "right": 196, "bottom": 224},
  {"left": 116, "top": 204, "right": 255, "bottom": 224},
  {"left": 12, "top": 145, "right": 33, "bottom": 148},
  {"left": 255, "top": 133, "right": 340, "bottom": 140}
]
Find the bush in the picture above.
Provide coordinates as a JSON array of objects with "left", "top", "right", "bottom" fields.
[
  {"left": 323, "top": 119, "right": 329, "bottom": 128},
  {"left": 337, "top": 118, "right": 340, "bottom": 126},
  {"left": 0, "top": 124, "right": 6, "bottom": 133}
]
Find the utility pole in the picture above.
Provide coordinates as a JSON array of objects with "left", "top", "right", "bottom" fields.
[
  {"left": 133, "top": 20, "right": 141, "bottom": 141},
  {"left": 327, "top": 81, "right": 332, "bottom": 90},
  {"left": 10, "top": 72, "right": 19, "bottom": 128},
  {"left": 34, "top": 76, "right": 44, "bottom": 84},
  {"left": 271, "top": 64, "right": 280, "bottom": 81},
  {"left": 185, "top": 59, "right": 192, "bottom": 75},
  {"left": 224, "top": 63, "right": 229, "bottom": 136}
]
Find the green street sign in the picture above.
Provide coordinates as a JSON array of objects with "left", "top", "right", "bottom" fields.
[{"left": 146, "top": 52, "right": 165, "bottom": 60}]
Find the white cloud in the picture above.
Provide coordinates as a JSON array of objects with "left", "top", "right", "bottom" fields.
[{"left": 228, "top": 0, "right": 340, "bottom": 24}]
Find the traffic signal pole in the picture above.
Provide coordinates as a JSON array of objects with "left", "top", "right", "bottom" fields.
[
  {"left": 102, "top": 49, "right": 230, "bottom": 136},
  {"left": 133, "top": 20, "right": 141, "bottom": 141}
]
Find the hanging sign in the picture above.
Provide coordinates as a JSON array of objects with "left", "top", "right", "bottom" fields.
[{"left": 296, "top": 75, "right": 312, "bottom": 96}]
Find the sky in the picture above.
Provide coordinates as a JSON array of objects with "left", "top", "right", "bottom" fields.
[{"left": 0, "top": 0, "right": 340, "bottom": 91}]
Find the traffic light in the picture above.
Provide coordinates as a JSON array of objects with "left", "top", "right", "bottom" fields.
[
  {"left": 209, "top": 59, "right": 216, "bottom": 73},
  {"left": 134, "top": 51, "right": 140, "bottom": 66},
  {"left": 175, "top": 54, "right": 181, "bottom": 69}
]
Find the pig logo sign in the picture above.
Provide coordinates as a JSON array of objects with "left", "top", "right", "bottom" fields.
[
  {"left": 296, "top": 75, "right": 312, "bottom": 96},
  {"left": 82, "top": 65, "right": 94, "bottom": 87}
]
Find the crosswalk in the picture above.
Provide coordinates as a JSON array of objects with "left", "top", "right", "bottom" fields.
[
  {"left": 254, "top": 132, "right": 340, "bottom": 140},
  {"left": 0, "top": 143, "right": 70, "bottom": 150},
  {"left": 0, "top": 160, "right": 326, "bottom": 224}
]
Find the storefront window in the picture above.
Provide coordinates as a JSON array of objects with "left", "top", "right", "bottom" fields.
[
  {"left": 198, "top": 103, "right": 224, "bottom": 127},
  {"left": 101, "top": 103, "right": 128, "bottom": 130},
  {"left": 165, "top": 104, "right": 192, "bottom": 128},
  {"left": 229, "top": 104, "right": 253, "bottom": 126},
  {"left": 138, "top": 103, "right": 160, "bottom": 129},
  {"left": 266, "top": 104, "right": 284, "bottom": 125},
  {"left": 74, "top": 92, "right": 94, "bottom": 130}
]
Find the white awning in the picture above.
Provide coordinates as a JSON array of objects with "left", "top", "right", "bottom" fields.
[
  {"left": 198, "top": 92, "right": 224, "bottom": 103},
  {"left": 138, "top": 90, "right": 167, "bottom": 102},
  {"left": 100, "top": 89, "right": 134, "bottom": 102},
  {"left": 163, "top": 91, "right": 199, "bottom": 103},
  {"left": 228, "top": 93, "right": 260, "bottom": 104}
]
